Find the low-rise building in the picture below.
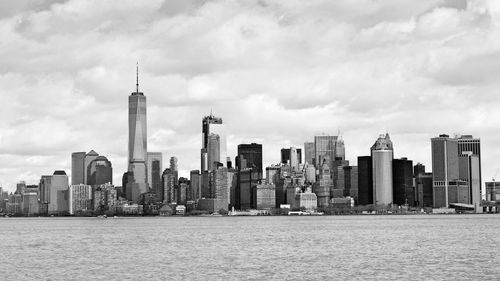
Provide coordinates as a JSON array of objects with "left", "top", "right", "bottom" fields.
[
  {"left": 296, "top": 190, "right": 317, "bottom": 210},
  {"left": 330, "top": 197, "right": 355, "bottom": 208}
]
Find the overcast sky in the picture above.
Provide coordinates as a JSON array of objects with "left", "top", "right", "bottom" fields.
[{"left": 1, "top": 0, "right": 500, "bottom": 192}]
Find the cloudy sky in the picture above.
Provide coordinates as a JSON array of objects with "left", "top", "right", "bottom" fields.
[{"left": 1, "top": 0, "right": 499, "bottom": 191}]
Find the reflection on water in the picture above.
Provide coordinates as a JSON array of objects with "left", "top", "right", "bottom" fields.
[{"left": 1, "top": 215, "right": 499, "bottom": 280}]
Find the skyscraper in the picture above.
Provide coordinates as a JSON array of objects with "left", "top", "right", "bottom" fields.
[
  {"left": 127, "top": 65, "right": 148, "bottom": 201},
  {"left": 392, "top": 158, "right": 414, "bottom": 206},
  {"left": 87, "top": 156, "right": 113, "bottom": 186},
  {"left": 48, "top": 170, "right": 69, "bottom": 215},
  {"left": 84, "top": 150, "right": 99, "bottom": 183},
  {"left": 147, "top": 152, "right": 163, "bottom": 196},
  {"left": 313, "top": 162, "right": 332, "bottom": 208},
  {"left": 457, "top": 135, "right": 482, "bottom": 199},
  {"left": 69, "top": 184, "right": 92, "bottom": 215},
  {"left": 304, "top": 142, "right": 315, "bottom": 166},
  {"left": 431, "top": 134, "right": 460, "bottom": 207},
  {"left": 201, "top": 114, "right": 225, "bottom": 172},
  {"left": 314, "top": 136, "right": 337, "bottom": 168},
  {"left": 371, "top": 133, "right": 394, "bottom": 205},
  {"left": 459, "top": 152, "right": 481, "bottom": 210},
  {"left": 71, "top": 152, "right": 86, "bottom": 185},
  {"left": 237, "top": 143, "right": 263, "bottom": 174},
  {"left": 207, "top": 134, "right": 221, "bottom": 171},
  {"left": 281, "top": 147, "right": 302, "bottom": 171},
  {"left": 72, "top": 150, "right": 107, "bottom": 185},
  {"left": 190, "top": 170, "right": 201, "bottom": 201}
]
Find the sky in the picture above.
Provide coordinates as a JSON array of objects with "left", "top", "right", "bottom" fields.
[{"left": 1, "top": 0, "right": 500, "bottom": 192}]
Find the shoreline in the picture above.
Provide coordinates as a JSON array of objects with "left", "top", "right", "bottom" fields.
[{"left": 2, "top": 212, "right": 499, "bottom": 218}]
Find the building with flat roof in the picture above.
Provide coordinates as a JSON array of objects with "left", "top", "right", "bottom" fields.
[
  {"left": 147, "top": 152, "right": 162, "bottom": 197},
  {"left": 48, "top": 170, "right": 69, "bottom": 215},
  {"left": 253, "top": 183, "right": 275, "bottom": 209},
  {"left": 304, "top": 142, "right": 315, "bottom": 166},
  {"left": 237, "top": 143, "right": 263, "bottom": 174},
  {"left": 69, "top": 184, "right": 92, "bottom": 215},
  {"left": 393, "top": 158, "right": 414, "bottom": 206},
  {"left": 485, "top": 181, "right": 500, "bottom": 201},
  {"left": 296, "top": 190, "right": 317, "bottom": 210},
  {"left": 357, "top": 156, "right": 373, "bottom": 205}
]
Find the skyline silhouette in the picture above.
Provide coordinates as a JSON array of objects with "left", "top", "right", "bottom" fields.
[{"left": 1, "top": 0, "right": 499, "bottom": 191}]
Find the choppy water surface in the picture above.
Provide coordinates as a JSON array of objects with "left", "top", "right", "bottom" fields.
[{"left": 1, "top": 214, "right": 499, "bottom": 280}]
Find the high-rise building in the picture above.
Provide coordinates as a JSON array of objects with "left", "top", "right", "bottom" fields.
[
  {"left": 357, "top": 156, "right": 373, "bottom": 205},
  {"left": 127, "top": 65, "right": 148, "bottom": 201},
  {"left": 190, "top": 170, "right": 201, "bottom": 201},
  {"left": 16, "top": 181, "right": 26, "bottom": 194},
  {"left": 212, "top": 168, "right": 230, "bottom": 208},
  {"left": 72, "top": 150, "right": 112, "bottom": 186},
  {"left": 314, "top": 135, "right": 345, "bottom": 170},
  {"left": 371, "top": 134, "right": 394, "bottom": 205},
  {"left": 84, "top": 150, "right": 99, "bottom": 184},
  {"left": 304, "top": 164, "right": 316, "bottom": 184},
  {"left": 415, "top": 166, "right": 433, "bottom": 208},
  {"left": 392, "top": 158, "right": 414, "bottom": 206},
  {"left": 431, "top": 134, "right": 460, "bottom": 208},
  {"left": 93, "top": 183, "right": 117, "bottom": 213},
  {"left": 314, "top": 136, "right": 337, "bottom": 168},
  {"left": 304, "top": 142, "right": 315, "bottom": 166},
  {"left": 266, "top": 165, "right": 281, "bottom": 185},
  {"left": 253, "top": 183, "right": 275, "bottom": 209},
  {"left": 69, "top": 184, "right": 92, "bottom": 215},
  {"left": 459, "top": 152, "right": 481, "bottom": 211},
  {"left": 201, "top": 114, "right": 225, "bottom": 172},
  {"left": 147, "top": 152, "right": 163, "bottom": 197},
  {"left": 457, "top": 135, "right": 482, "bottom": 203},
  {"left": 48, "top": 170, "right": 69, "bottom": 215},
  {"left": 237, "top": 169, "right": 261, "bottom": 210},
  {"left": 162, "top": 168, "right": 177, "bottom": 203},
  {"left": 87, "top": 156, "right": 112, "bottom": 186},
  {"left": 335, "top": 166, "right": 358, "bottom": 200},
  {"left": 281, "top": 148, "right": 302, "bottom": 166},
  {"left": 177, "top": 177, "right": 189, "bottom": 205},
  {"left": 207, "top": 134, "right": 221, "bottom": 171},
  {"left": 71, "top": 152, "right": 86, "bottom": 185},
  {"left": 22, "top": 191, "right": 39, "bottom": 216},
  {"left": 336, "top": 138, "right": 346, "bottom": 161},
  {"left": 313, "top": 162, "right": 332, "bottom": 208},
  {"left": 414, "top": 163, "right": 426, "bottom": 177},
  {"left": 38, "top": 175, "right": 52, "bottom": 214},
  {"left": 237, "top": 143, "right": 263, "bottom": 174}
]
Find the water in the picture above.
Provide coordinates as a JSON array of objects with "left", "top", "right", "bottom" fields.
[{"left": 1, "top": 214, "right": 499, "bottom": 280}]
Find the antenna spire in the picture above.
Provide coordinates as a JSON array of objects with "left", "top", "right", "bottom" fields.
[{"left": 136, "top": 62, "right": 139, "bottom": 93}]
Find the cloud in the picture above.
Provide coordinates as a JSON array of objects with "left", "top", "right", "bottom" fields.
[{"left": 1, "top": 0, "right": 500, "bottom": 191}]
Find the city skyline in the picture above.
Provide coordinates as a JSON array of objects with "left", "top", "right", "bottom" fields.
[{"left": 2, "top": 0, "right": 500, "bottom": 191}]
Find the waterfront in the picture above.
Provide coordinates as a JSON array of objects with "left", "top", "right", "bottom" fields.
[{"left": 1, "top": 214, "right": 499, "bottom": 280}]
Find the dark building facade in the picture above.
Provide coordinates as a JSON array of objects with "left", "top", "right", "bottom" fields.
[
  {"left": 392, "top": 158, "right": 414, "bottom": 206},
  {"left": 237, "top": 143, "right": 263, "bottom": 174},
  {"left": 87, "top": 156, "right": 112, "bottom": 186},
  {"left": 415, "top": 172, "right": 433, "bottom": 208},
  {"left": 414, "top": 163, "right": 426, "bottom": 177},
  {"left": 236, "top": 169, "right": 261, "bottom": 210},
  {"left": 357, "top": 156, "right": 373, "bottom": 205},
  {"left": 281, "top": 148, "right": 302, "bottom": 165}
]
